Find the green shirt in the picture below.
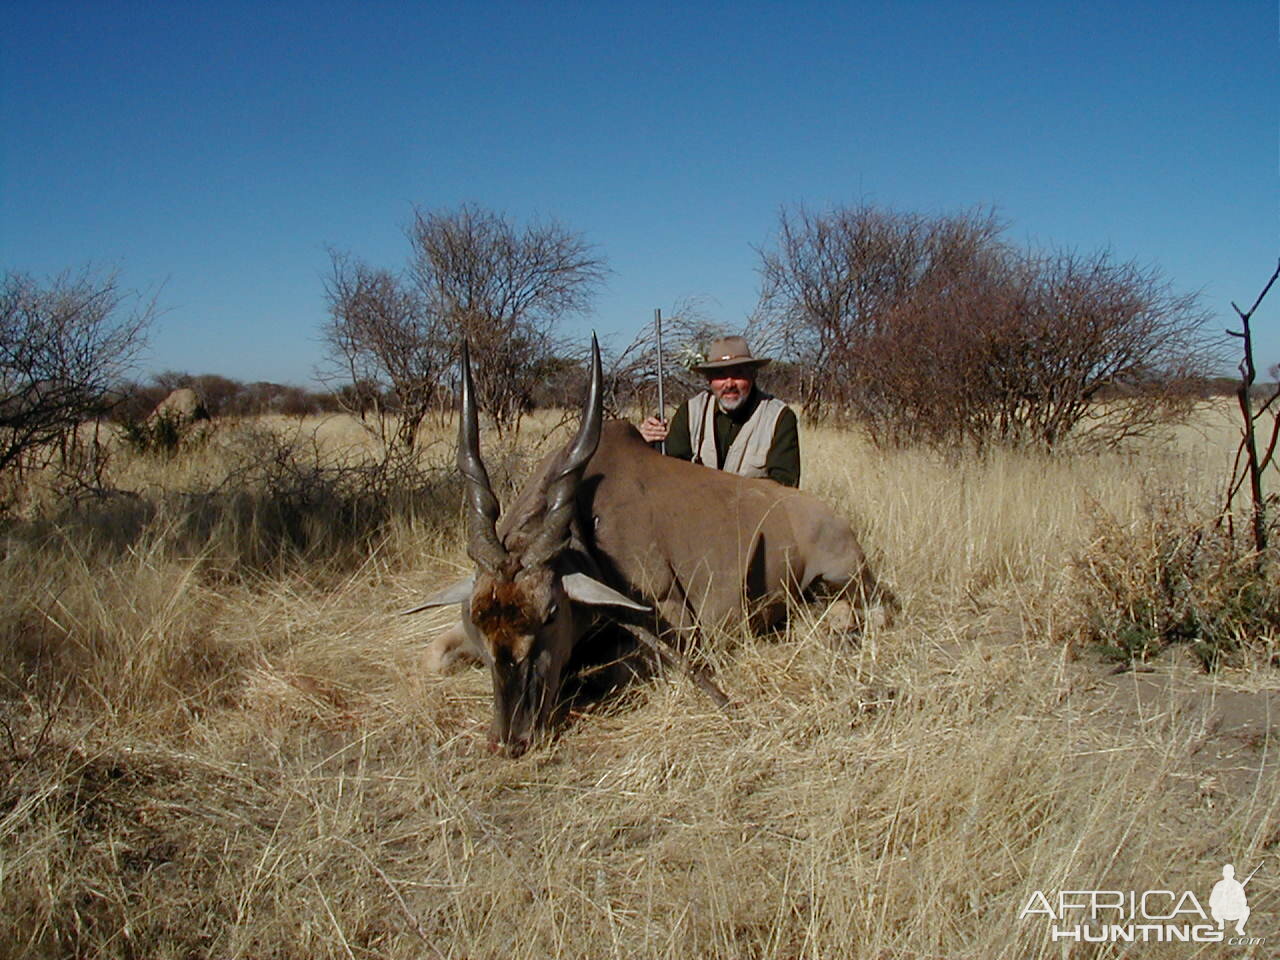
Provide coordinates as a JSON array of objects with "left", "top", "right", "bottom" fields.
[{"left": 662, "top": 389, "right": 801, "bottom": 487}]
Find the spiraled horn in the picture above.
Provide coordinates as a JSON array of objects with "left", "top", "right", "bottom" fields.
[
  {"left": 522, "top": 334, "right": 603, "bottom": 570},
  {"left": 458, "top": 340, "right": 509, "bottom": 576}
]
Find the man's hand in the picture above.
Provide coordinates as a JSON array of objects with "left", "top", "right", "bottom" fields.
[{"left": 638, "top": 416, "right": 668, "bottom": 444}]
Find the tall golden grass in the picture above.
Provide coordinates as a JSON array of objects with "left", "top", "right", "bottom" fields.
[{"left": 1, "top": 402, "right": 1276, "bottom": 958}]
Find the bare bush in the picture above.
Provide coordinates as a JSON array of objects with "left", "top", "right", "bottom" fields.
[
  {"left": 0, "top": 268, "right": 152, "bottom": 486},
  {"left": 412, "top": 204, "right": 606, "bottom": 432},
  {"left": 758, "top": 204, "right": 1216, "bottom": 449},
  {"left": 322, "top": 255, "right": 443, "bottom": 451},
  {"left": 987, "top": 251, "right": 1211, "bottom": 448},
  {"left": 323, "top": 204, "right": 606, "bottom": 445}
]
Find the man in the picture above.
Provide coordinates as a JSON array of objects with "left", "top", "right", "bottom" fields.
[
  {"left": 638, "top": 335, "right": 800, "bottom": 487},
  {"left": 1209, "top": 864, "right": 1251, "bottom": 936}
]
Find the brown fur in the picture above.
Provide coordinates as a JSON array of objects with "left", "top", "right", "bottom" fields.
[
  {"left": 470, "top": 580, "right": 540, "bottom": 661},
  {"left": 497, "top": 420, "right": 888, "bottom": 632}
]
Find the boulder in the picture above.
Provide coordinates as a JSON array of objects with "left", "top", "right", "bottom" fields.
[{"left": 148, "top": 388, "right": 208, "bottom": 423}]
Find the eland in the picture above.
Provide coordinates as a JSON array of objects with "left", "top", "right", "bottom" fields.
[{"left": 411, "top": 336, "right": 892, "bottom": 756}]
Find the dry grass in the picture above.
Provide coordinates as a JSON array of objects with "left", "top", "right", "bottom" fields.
[{"left": 1, "top": 401, "right": 1277, "bottom": 958}]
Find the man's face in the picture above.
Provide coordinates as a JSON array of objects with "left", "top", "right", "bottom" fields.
[{"left": 707, "top": 364, "right": 757, "bottom": 412}]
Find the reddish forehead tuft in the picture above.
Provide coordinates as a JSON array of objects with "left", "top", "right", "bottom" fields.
[{"left": 471, "top": 580, "right": 539, "bottom": 652}]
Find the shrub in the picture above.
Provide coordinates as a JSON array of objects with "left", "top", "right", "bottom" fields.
[
  {"left": 119, "top": 410, "right": 209, "bottom": 457},
  {"left": 1068, "top": 492, "right": 1280, "bottom": 669}
]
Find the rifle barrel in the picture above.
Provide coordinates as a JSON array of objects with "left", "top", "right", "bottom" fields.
[{"left": 654, "top": 308, "right": 666, "bottom": 454}]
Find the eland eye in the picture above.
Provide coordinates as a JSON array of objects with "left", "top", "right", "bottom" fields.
[{"left": 546, "top": 601, "right": 559, "bottom": 621}]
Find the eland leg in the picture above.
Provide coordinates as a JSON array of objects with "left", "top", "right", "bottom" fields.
[{"left": 807, "top": 557, "right": 898, "bottom": 638}]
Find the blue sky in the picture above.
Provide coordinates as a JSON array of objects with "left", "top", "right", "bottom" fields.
[{"left": 2, "top": 1, "right": 1276, "bottom": 385}]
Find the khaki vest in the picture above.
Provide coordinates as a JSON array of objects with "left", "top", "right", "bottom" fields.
[{"left": 687, "top": 390, "right": 787, "bottom": 479}]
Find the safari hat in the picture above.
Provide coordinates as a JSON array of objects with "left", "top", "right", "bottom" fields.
[{"left": 692, "top": 335, "right": 772, "bottom": 373}]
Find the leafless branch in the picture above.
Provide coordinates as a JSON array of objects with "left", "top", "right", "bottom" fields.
[{"left": 1223, "top": 258, "right": 1280, "bottom": 554}]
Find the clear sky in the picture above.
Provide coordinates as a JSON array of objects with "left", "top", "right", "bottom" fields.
[{"left": 2, "top": 1, "right": 1276, "bottom": 385}]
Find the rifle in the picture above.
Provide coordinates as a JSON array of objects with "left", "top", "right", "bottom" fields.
[{"left": 654, "top": 307, "right": 666, "bottom": 454}]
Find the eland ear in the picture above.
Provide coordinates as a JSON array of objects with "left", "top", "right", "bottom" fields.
[
  {"left": 401, "top": 576, "right": 475, "bottom": 615},
  {"left": 562, "top": 572, "right": 650, "bottom": 612}
]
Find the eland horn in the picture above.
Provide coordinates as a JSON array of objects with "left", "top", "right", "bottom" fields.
[
  {"left": 458, "top": 340, "right": 509, "bottom": 575},
  {"left": 522, "top": 334, "right": 603, "bottom": 569}
]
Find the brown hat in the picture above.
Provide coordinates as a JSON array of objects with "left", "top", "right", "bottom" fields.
[{"left": 691, "top": 335, "right": 772, "bottom": 373}]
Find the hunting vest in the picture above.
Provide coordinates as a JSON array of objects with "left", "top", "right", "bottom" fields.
[{"left": 686, "top": 390, "right": 788, "bottom": 480}]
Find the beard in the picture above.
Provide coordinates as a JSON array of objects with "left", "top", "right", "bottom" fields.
[{"left": 715, "top": 389, "right": 748, "bottom": 413}]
